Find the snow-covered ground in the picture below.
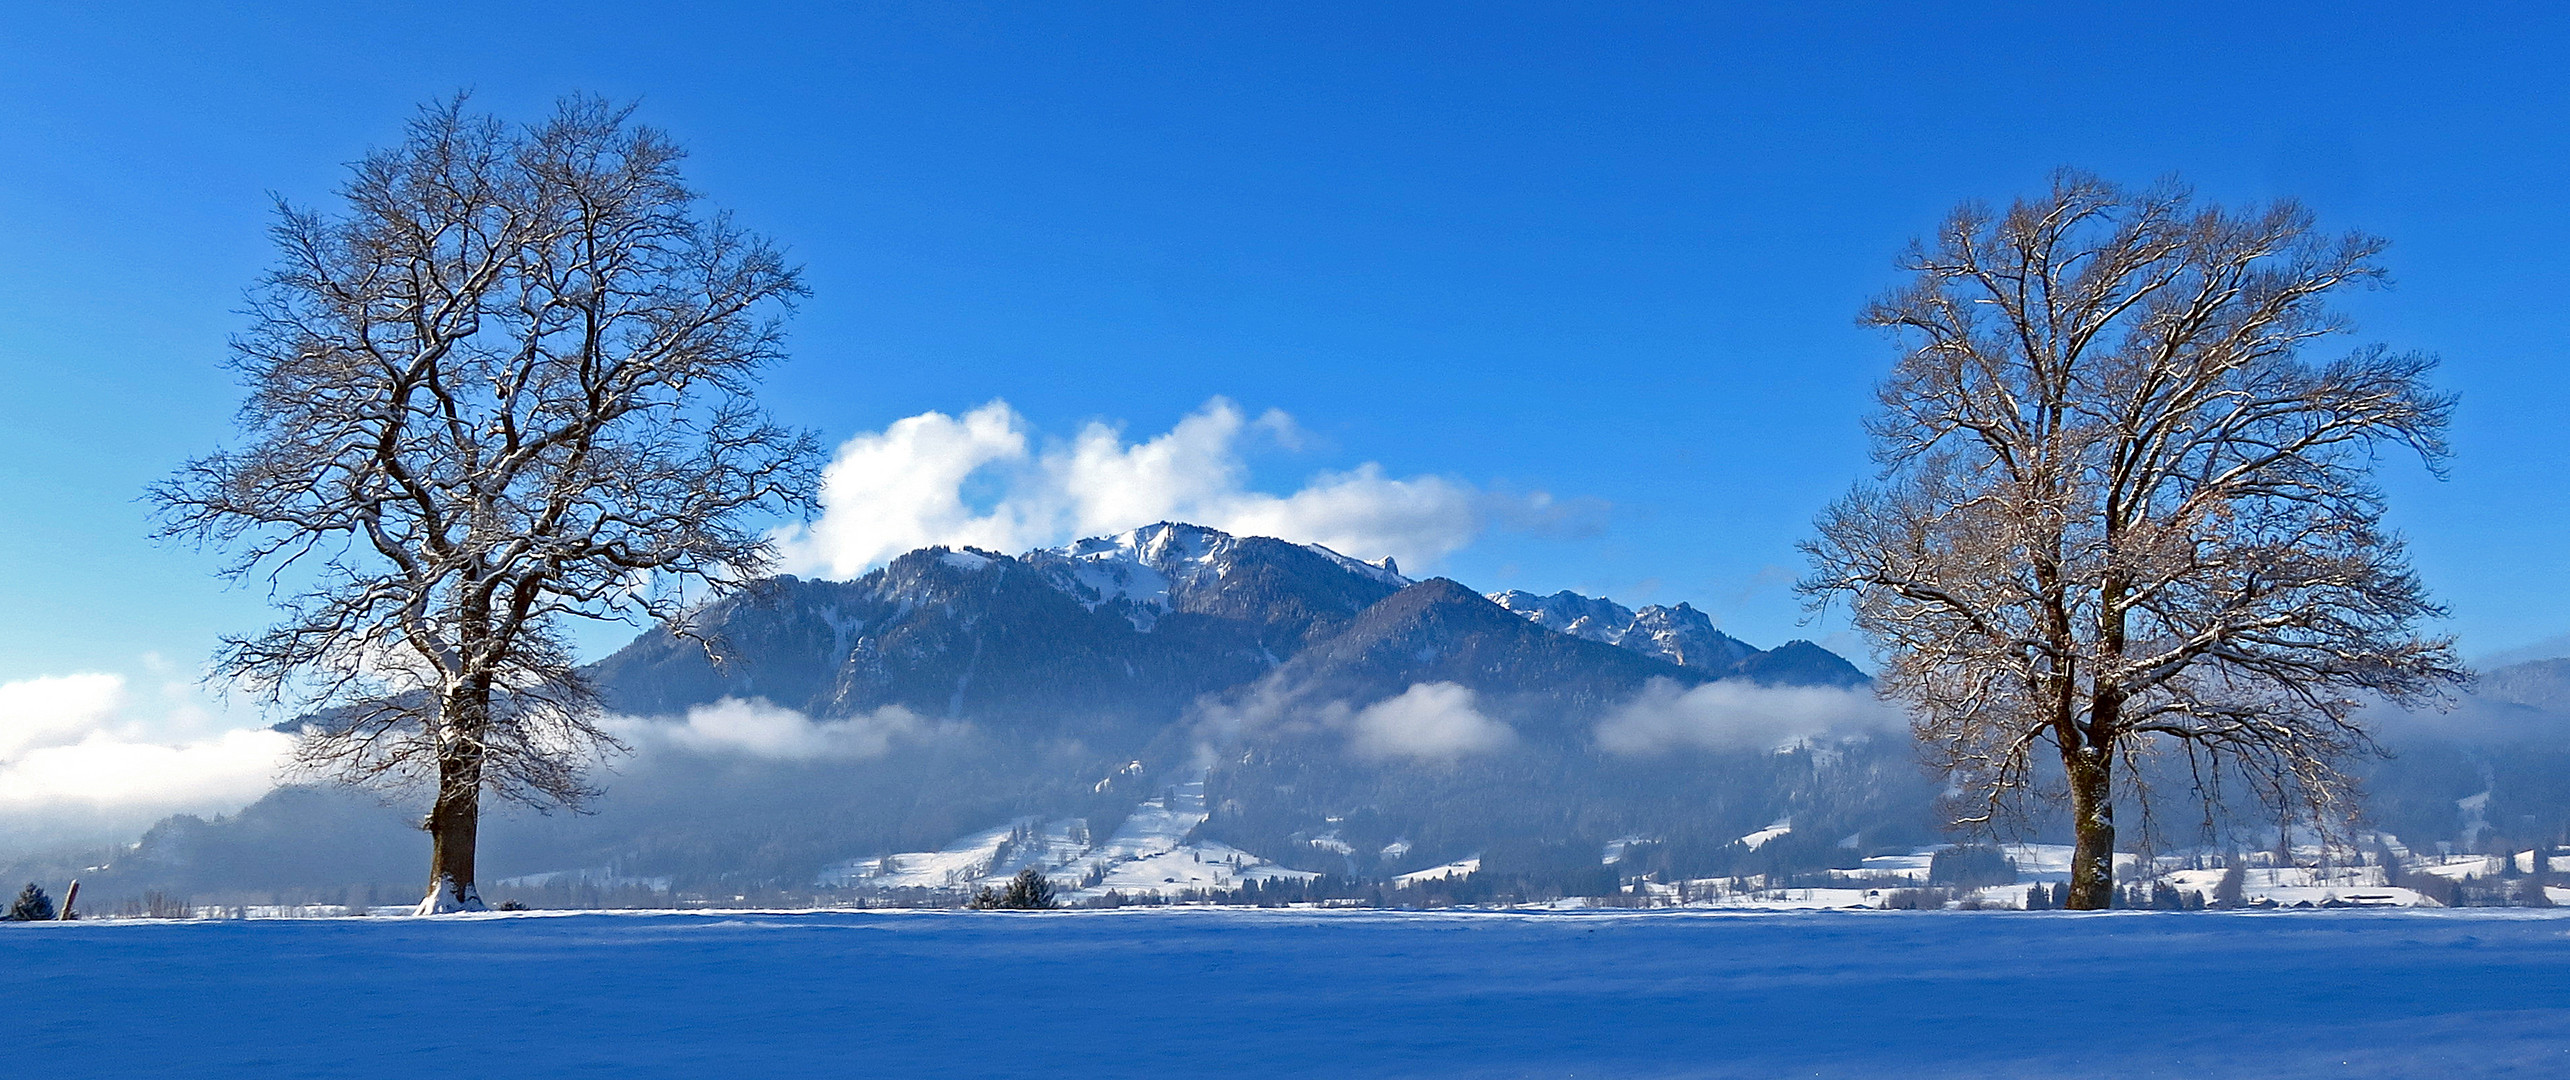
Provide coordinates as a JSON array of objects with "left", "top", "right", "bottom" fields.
[{"left": 10, "top": 907, "right": 2570, "bottom": 1077}]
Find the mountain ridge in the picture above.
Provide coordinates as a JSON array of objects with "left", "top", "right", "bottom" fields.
[
  {"left": 1488, "top": 588, "right": 1866, "bottom": 687},
  {"left": 595, "top": 522, "right": 1868, "bottom": 727}
]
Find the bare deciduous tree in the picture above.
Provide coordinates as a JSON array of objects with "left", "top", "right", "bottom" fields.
[
  {"left": 1801, "top": 171, "right": 2464, "bottom": 909},
  {"left": 153, "top": 95, "right": 819, "bottom": 913}
]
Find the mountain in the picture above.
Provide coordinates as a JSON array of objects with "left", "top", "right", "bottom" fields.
[
  {"left": 1268, "top": 578, "right": 1706, "bottom": 711},
  {"left": 2471, "top": 658, "right": 2570, "bottom": 713},
  {"left": 1736, "top": 641, "right": 1871, "bottom": 688},
  {"left": 41, "top": 523, "right": 2570, "bottom": 909},
  {"left": 586, "top": 523, "right": 1866, "bottom": 739},
  {"left": 576, "top": 525, "right": 1912, "bottom": 892},
  {"left": 1488, "top": 589, "right": 1865, "bottom": 686},
  {"left": 36, "top": 522, "right": 1925, "bottom": 903},
  {"left": 589, "top": 523, "right": 1411, "bottom": 733}
]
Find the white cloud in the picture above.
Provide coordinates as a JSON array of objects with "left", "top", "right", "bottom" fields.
[
  {"left": 1207, "top": 464, "right": 1481, "bottom": 570},
  {"left": 784, "top": 401, "right": 1037, "bottom": 576},
  {"left": 0, "top": 729, "right": 292, "bottom": 811},
  {"left": 0, "top": 672, "right": 126, "bottom": 758},
  {"left": 777, "top": 397, "right": 1502, "bottom": 577},
  {"left": 1347, "top": 682, "right": 1515, "bottom": 761},
  {"left": 1595, "top": 677, "right": 1902, "bottom": 754},
  {"left": 0, "top": 671, "right": 294, "bottom": 858},
  {"left": 614, "top": 698, "right": 925, "bottom": 761}
]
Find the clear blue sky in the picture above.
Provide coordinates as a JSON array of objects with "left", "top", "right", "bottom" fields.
[{"left": 4, "top": 2, "right": 2567, "bottom": 689}]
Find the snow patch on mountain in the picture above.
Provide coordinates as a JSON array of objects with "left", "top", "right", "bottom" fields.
[
  {"left": 1737, "top": 819, "right": 1792, "bottom": 851},
  {"left": 1391, "top": 857, "right": 1481, "bottom": 887},
  {"left": 939, "top": 550, "right": 995, "bottom": 571},
  {"left": 816, "top": 774, "right": 1314, "bottom": 899},
  {"left": 818, "top": 819, "right": 1034, "bottom": 890}
]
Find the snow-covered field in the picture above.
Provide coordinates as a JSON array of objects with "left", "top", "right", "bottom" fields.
[{"left": 9, "top": 908, "right": 2570, "bottom": 1078}]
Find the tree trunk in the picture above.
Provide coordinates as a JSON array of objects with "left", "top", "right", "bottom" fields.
[
  {"left": 2067, "top": 748, "right": 2115, "bottom": 910},
  {"left": 417, "top": 684, "right": 490, "bottom": 915}
]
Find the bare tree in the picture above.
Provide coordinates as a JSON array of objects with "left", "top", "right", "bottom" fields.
[
  {"left": 1801, "top": 171, "right": 2464, "bottom": 909},
  {"left": 153, "top": 95, "right": 819, "bottom": 913}
]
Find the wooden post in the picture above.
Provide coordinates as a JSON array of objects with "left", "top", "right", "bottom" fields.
[{"left": 57, "top": 879, "right": 78, "bottom": 921}]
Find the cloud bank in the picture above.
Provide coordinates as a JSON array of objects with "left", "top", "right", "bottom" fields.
[
  {"left": 776, "top": 398, "right": 1517, "bottom": 577},
  {"left": 0, "top": 671, "right": 295, "bottom": 858},
  {"left": 0, "top": 677, "right": 940, "bottom": 860},
  {"left": 1347, "top": 682, "right": 1516, "bottom": 761},
  {"left": 1595, "top": 678, "right": 1902, "bottom": 754},
  {"left": 611, "top": 698, "right": 927, "bottom": 762}
]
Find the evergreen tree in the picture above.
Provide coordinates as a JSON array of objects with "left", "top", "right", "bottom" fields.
[
  {"left": 1000, "top": 866, "right": 1057, "bottom": 910},
  {"left": 9, "top": 883, "right": 54, "bottom": 922},
  {"left": 968, "top": 868, "right": 1059, "bottom": 910}
]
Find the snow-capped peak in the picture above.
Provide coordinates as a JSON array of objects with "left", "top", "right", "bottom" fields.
[
  {"left": 1299, "top": 542, "right": 1411, "bottom": 589},
  {"left": 1026, "top": 522, "right": 1411, "bottom": 630},
  {"left": 1488, "top": 588, "right": 1756, "bottom": 671}
]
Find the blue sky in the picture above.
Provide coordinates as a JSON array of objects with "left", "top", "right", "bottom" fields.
[{"left": 4, "top": 1, "right": 2568, "bottom": 699}]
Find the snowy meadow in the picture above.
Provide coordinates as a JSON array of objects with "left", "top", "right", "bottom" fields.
[{"left": 9, "top": 907, "right": 2569, "bottom": 1078}]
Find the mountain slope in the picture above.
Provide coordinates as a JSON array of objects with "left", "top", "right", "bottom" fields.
[{"left": 1274, "top": 579, "right": 1706, "bottom": 716}]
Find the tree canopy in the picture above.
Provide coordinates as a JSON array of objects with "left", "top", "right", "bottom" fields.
[
  {"left": 153, "top": 95, "right": 818, "bottom": 912},
  {"left": 1803, "top": 171, "right": 2463, "bottom": 908}
]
